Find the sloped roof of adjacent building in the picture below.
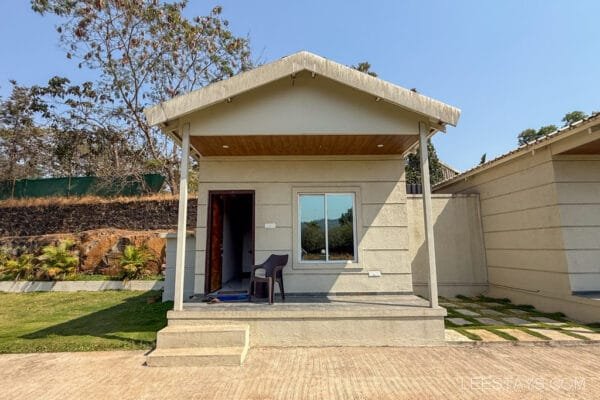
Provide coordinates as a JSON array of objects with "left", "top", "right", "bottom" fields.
[
  {"left": 144, "top": 51, "right": 461, "bottom": 128},
  {"left": 435, "top": 112, "right": 600, "bottom": 190}
]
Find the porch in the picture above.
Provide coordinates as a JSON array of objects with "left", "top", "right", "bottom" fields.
[
  {"left": 146, "top": 294, "right": 446, "bottom": 366},
  {"left": 144, "top": 51, "right": 461, "bottom": 366}
]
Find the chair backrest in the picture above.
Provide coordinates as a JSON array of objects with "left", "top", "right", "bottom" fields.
[{"left": 263, "top": 254, "right": 288, "bottom": 270}]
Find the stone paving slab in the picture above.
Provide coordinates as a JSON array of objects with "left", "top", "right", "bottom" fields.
[
  {"left": 455, "top": 309, "right": 480, "bottom": 316},
  {"left": 447, "top": 317, "right": 472, "bottom": 326},
  {"left": 528, "top": 328, "right": 581, "bottom": 341},
  {"left": 481, "top": 302, "right": 506, "bottom": 308},
  {"left": 444, "top": 329, "right": 473, "bottom": 342},
  {"left": 502, "top": 317, "right": 532, "bottom": 326},
  {"left": 475, "top": 318, "right": 504, "bottom": 325},
  {"left": 439, "top": 302, "right": 459, "bottom": 308},
  {"left": 458, "top": 302, "right": 484, "bottom": 308},
  {"left": 507, "top": 308, "right": 530, "bottom": 315},
  {"left": 530, "top": 317, "right": 564, "bottom": 324},
  {"left": 479, "top": 309, "right": 506, "bottom": 316},
  {"left": 496, "top": 329, "right": 542, "bottom": 342},
  {"left": 466, "top": 329, "right": 507, "bottom": 342}
]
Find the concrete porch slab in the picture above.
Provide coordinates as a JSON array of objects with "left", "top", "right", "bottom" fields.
[{"left": 168, "top": 295, "right": 447, "bottom": 347}]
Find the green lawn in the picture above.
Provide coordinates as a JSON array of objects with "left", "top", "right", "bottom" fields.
[{"left": 0, "top": 291, "right": 170, "bottom": 353}]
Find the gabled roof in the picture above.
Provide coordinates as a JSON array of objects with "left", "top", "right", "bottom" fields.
[
  {"left": 435, "top": 112, "right": 600, "bottom": 190},
  {"left": 144, "top": 51, "right": 460, "bottom": 128}
]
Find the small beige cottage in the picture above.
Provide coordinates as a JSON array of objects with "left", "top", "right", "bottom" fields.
[{"left": 144, "top": 51, "right": 462, "bottom": 366}]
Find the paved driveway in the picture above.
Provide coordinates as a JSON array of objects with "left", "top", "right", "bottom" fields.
[{"left": 1, "top": 345, "right": 599, "bottom": 399}]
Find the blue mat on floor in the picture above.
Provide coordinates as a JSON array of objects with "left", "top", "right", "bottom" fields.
[{"left": 214, "top": 292, "right": 250, "bottom": 302}]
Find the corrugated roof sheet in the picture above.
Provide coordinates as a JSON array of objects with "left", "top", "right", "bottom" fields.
[{"left": 435, "top": 112, "right": 600, "bottom": 189}]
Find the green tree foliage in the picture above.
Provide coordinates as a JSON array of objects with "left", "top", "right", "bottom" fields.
[
  {"left": 30, "top": 0, "right": 253, "bottom": 192},
  {"left": 0, "top": 81, "right": 52, "bottom": 181},
  {"left": 517, "top": 110, "right": 593, "bottom": 145},
  {"left": 562, "top": 111, "right": 588, "bottom": 126},
  {"left": 300, "top": 221, "right": 325, "bottom": 255},
  {"left": 327, "top": 208, "right": 354, "bottom": 258},
  {"left": 405, "top": 140, "right": 444, "bottom": 185},
  {"left": 517, "top": 128, "right": 539, "bottom": 145},
  {"left": 352, "top": 61, "right": 378, "bottom": 77}
]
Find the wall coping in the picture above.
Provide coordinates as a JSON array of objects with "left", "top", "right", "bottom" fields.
[
  {"left": 160, "top": 231, "right": 196, "bottom": 239},
  {"left": 0, "top": 280, "right": 164, "bottom": 293}
]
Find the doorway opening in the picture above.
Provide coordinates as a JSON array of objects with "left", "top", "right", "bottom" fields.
[{"left": 205, "top": 191, "right": 254, "bottom": 295}]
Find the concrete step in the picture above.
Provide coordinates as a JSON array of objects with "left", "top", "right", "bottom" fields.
[
  {"left": 156, "top": 324, "right": 249, "bottom": 349},
  {"left": 146, "top": 346, "right": 248, "bottom": 367}
]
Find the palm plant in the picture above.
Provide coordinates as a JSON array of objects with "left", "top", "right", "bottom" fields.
[
  {"left": 1, "top": 253, "right": 35, "bottom": 280},
  {"left": 119, "top": 245, "right": 156, "bottom": 280},
  {"left": 37, "top": 240, "right": 79, "bottom": 280}
]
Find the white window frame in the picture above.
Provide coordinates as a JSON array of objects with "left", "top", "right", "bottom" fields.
[{"left": 297, "top": 192, "right": 358, "bottom": 264}]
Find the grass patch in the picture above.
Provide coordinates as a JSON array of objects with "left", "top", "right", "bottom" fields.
[
  {"left": 588, "top": 322, "right": 600, "bottom": 331},
  {"left": 487, "top": 328, "right": 517, "bottom": 341},
  {"left": 0, "top": 291, "right": 170, "bottom": 353},
  {"left": 476, "top": 295, "right": 512, "bottom": 304},
  {"left": 454, "top": 328, "right": 481, "bottom": 341},
  {"left": 519, "top": 328, "right": 549, "bottom": 340}
]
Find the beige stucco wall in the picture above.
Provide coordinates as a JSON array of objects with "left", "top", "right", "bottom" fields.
[
  {"left": 436, "top": 148, "right": 600, "bottom": 322},
  {"left": 553, "top": 155, "right": 600, "bottom": 293},
  {"left": 436, "top": 147, "right": 571, "bottom": 295},
  {"left": 193, "top": 155, "right": 412, "bottom": 294},
  {"left": 185, "top": 72, "right": 423, "bottom": 136},
  {"left": 407, "top": 194, "right": 487, "bottom": 297}
]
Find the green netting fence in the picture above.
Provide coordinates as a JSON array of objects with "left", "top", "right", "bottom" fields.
[{"left": 0, "top": 174, "right": 165, "bottom": 200}]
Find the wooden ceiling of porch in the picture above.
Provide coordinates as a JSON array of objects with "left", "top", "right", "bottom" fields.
[{"left": 190, "top": 134, "right": 418, "bottom": 156}]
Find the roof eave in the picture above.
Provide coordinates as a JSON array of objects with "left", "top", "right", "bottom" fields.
[
  {"left": 434, "top": 113, "right": 600, "bottom": 190},
  {"left": 144, "top": 51, "right": 461, "bottom": 127}
]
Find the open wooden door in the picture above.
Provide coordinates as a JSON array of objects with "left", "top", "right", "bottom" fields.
[
  {"left": 207, "top": 194, "right": 223, "bottom": 293},
  {"left": 205, "top": 190, "right": 255, "bottom": 295}
]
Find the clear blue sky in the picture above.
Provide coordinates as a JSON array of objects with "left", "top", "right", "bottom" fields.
[{"left": 1, "top": 1, "right": 599, "bottom": 171}]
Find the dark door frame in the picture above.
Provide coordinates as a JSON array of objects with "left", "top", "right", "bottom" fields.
[{"left": 204, "top": 190, "right": 255, "bottom": 295}]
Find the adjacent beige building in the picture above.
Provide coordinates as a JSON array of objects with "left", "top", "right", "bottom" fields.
[{"left": 436, "top": 114, "right": 600, "bottom": 322}]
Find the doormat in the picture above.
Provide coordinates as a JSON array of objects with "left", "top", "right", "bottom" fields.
[{"left": 211, "top": 290, "right": 250, "bottom": 302}]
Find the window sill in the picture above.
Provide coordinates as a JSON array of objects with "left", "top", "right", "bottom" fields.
[{"left": 292, "top": 261, "right": 363, "bottom": 271}]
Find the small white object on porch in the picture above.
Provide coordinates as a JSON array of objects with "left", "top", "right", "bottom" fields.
[
  {"left": 173, "top": 123, "right": 190, "bottom": 311},
  {"left": 419, "top": 121, "right": 439, "bottom": 308}
]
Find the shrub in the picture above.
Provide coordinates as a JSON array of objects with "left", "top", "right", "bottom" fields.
[
  {"left": 1, "top": 253, "right": 36, "bottom": 280},
  {"left": 37, "top": 240, "right": 80, "bottom": 280},
  {"left": 119, "top": 245, "right": 156, "bottom": 280}
]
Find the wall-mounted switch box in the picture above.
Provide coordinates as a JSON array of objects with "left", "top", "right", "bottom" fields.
[
  {"left": 368, "top": 270, "right": 381, "bottom": 277},
  {"left": 264, "top": 223, "right": 277, "bottom": 229}
]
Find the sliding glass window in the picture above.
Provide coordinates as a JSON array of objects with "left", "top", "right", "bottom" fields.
[{"left": 298, "top": 193, "right": 356, "bottom": 263}]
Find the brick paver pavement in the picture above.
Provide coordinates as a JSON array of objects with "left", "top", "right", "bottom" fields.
[{"left": 1, "top": 345, "right": 599, "bottom": 399}]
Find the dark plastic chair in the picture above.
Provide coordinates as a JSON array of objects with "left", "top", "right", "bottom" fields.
[{"left": 249, "top": 254, "right": 288, "bottom": 304}]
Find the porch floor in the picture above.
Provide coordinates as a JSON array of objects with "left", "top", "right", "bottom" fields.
[{"left": 182, "top": 294, "right": 436, "bottom": 313}]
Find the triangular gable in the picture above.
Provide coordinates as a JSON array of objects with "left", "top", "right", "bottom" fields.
[{"left": 144, "top": 51, "right": 460, "bottom": 128}]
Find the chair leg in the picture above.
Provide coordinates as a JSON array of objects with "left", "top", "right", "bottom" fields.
[
  {"left": 267, "top": 277, "right": 273, "bottom": 305},
  {"left": 278, "top": 278, "right": 285, "bottom": 301}
]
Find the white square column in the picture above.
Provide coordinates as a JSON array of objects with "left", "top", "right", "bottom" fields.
[
  {"left": 173, "top": 123, "right": 190, "bottom": 311},
  {"left": 419, "top": 122, "right": 439, "bottom": 308}
]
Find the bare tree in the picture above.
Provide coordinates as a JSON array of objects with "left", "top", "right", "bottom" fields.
[{"left": 32, "top": 0, "right": 253, "bottom": 192}]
